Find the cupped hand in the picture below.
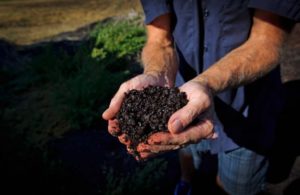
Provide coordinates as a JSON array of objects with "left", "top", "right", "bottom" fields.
[
  {"left": 102, "top": 73, "right": 172, "bottom": 149},
  {"left": 136, "top": 80, "right": 218, "bottom": 160}
]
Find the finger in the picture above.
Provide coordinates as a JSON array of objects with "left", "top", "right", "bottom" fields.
[
  {"left": 136, "top": 143, "right": 181, "bottom": 153},
  {"left": 182, "top": 119, "right": 216, "bottom": 142},
  {"left": 127, "top": 146, "right": 135, "bottom": 155},
  {"left": 102, "top": 82, "right": 129, "bottom": 120},
  {"left": 118, "top": 134, "right": 132, "bottom": 146},
  {"left": 168, "top": 98, "right": 210, "bottom": 134},
  {"left": 145, "top": 131, "right": 172, "bottom": 145},
  {"left": 127, "top": 147, "right": 141, "bottom": 161},
  {"left": 108, "top": 119, "right": 121, "bottom": 136},
  {"left": 149, "top": 119, "right": 215, "bottom": 145}
]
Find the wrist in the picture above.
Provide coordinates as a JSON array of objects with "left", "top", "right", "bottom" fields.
[
  {"left": 191, "top": 76, "right": 216, "bottom": 96},
  {"left": 143, "top": 70, "right": 175, "bottom": 87},
  {"left": 142, "top": 43, "right": 178, "bottom": 87}
]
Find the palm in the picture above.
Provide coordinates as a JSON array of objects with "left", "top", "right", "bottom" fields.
[
  {"left": 136, "top": 80, "right": 217, "bottom": 160},
  {"left": 102, "top": 73, "right": 173, "bottom": 153}
]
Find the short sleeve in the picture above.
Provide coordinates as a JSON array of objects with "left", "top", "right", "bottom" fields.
[
  {"left": 140, "top": 0, "right": 171, "bottom": 24},
  {"left": 248, "top": 0, "right": 300, "bottom": 22}
]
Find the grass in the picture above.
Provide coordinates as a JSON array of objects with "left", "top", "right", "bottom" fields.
[{"left": 1, "top": 18, "right": 145, "bottom": 148}]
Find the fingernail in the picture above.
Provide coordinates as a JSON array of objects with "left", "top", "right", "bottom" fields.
[
  {"left": 212, "top": 132, "right": 218, "bottom": 139},
  {"left": 171, "top": 119, "right": 183, "bottom": 133}
]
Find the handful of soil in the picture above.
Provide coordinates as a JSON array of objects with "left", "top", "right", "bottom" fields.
[{"left": 116, "top": 86, "right": 188, "bottom": 149}]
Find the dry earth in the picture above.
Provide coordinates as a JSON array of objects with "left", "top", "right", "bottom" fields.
[{"left": 0, "top": 0, "right": 141, "bottom": 45}]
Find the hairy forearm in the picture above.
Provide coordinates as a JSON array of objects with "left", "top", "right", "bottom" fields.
[
  {"left": 142, "top": 42, "right": 178, "bottom": 86},
  {"left": 141, "top": 13, "right": 178, "bottom": 87},
  {"left": 195, "top": 40, "right": 281, "bottom": 94},
  {"left": 194, "top": 10, "right": 290, "bottom": 94}
]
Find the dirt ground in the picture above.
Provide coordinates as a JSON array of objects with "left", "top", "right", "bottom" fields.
[{"left": 0, "top": 0, "right": 141, "bottom": 45}]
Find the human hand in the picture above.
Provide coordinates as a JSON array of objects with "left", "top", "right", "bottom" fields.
[
  {"left": 102, "top": 73, "right": 173, "bottom": 151},
  {"left": 136, "top": 80, "right": 218, "bottom": 160}
]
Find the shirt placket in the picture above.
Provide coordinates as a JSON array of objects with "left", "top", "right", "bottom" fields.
[{"left": 201, "top": 0, "right": 210, "bottom": 70}]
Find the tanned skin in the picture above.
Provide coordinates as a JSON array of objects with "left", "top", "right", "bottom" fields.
[
  {"left": 196, "top": 10, "right": 289, "bottom": 94},
  {"left": 141, "top": 13, "right": 178, "bottom": 88},
  {"left": 103, "top": 9, "right": 291, "bottom": 159},
  {"left": 102, "top": 8, "right": 292, "bottom": 191}
]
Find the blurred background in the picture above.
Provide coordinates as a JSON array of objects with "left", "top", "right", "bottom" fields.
[{"left": 0, "top": 0, "right": 299, "bottom": 194}]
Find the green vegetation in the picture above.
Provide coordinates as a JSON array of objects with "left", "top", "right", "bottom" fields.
[
  {"left": 1, "top": 18, "right": 171, "bottom": 194},
  {"left": 1, "top": 19, "right": 145, "bottom": 148},
  {"left": 91, "top": 20, "right": 146, "bottom": 60}
]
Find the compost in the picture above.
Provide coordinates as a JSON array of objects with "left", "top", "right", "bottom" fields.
[{"left": 116, "top": 86, "right": 188, "bottom": 149}]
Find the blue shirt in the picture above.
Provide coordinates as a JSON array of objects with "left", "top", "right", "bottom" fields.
[
  {"left": 140, "top": 0, "right": 300, "bottom": 154},
  {"left": 249, "top": 0, "right": 300, "bottom": 22}
]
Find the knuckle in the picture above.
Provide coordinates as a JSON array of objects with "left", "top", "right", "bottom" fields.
[
  {"left": 188, "top": 122, "right": 212, "bottom": 142},
  {"left": 190, "top": 130, "right": 202, "bottom": 143},
  {"left": 119, "top": 80, "right": 130, "bottom": 92},
  {"left": 200, "top": 120, "right": 214, "bottom": 138},
  {"left": 180, "top": 134, "right": 190, "bottom": 145},
  {"left": 206, "top": 119, "right": 214, "bottom": 130},
  {"left": 120, "top": 82, "right": 129, "bottom": 91},
  {"left": 182, "top": 108, "right": 196, "bottom": 124}
]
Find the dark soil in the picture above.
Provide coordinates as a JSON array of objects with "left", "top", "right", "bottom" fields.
[{"left": 116, "top": 86, "right": 188, "bottom": 149}]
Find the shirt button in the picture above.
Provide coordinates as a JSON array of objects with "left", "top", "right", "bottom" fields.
[
  {"left": 204, "top": 45, "right": 208, "bottom": 52},
  {"left": 204, "top": 9, "right": 209, "bottom": 17}
]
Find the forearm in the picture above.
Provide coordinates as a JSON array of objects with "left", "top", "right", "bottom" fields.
[
  {"left": 194, "top": 10, "right": 291, "bottom": 94},
  {"left": 141, "top": 13, "right": 178, "bottom": 87},
  {"left": 142, "top": 41, "right": 178, "bottom": 86},
  {"left": 195, "top": 39, "right": 281, "bottom": 94}
]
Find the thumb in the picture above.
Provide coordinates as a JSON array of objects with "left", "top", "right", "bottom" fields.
[
  {"left": 168, "top": 100, "right": 207, "bottom": 134},
  {"left": 102, "top": 83, "right": 128, "bottom": 120}
]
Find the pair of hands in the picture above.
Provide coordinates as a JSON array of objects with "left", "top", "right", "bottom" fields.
[{"left": 102, "top": 73, "right": 217, "bottom": 160}]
